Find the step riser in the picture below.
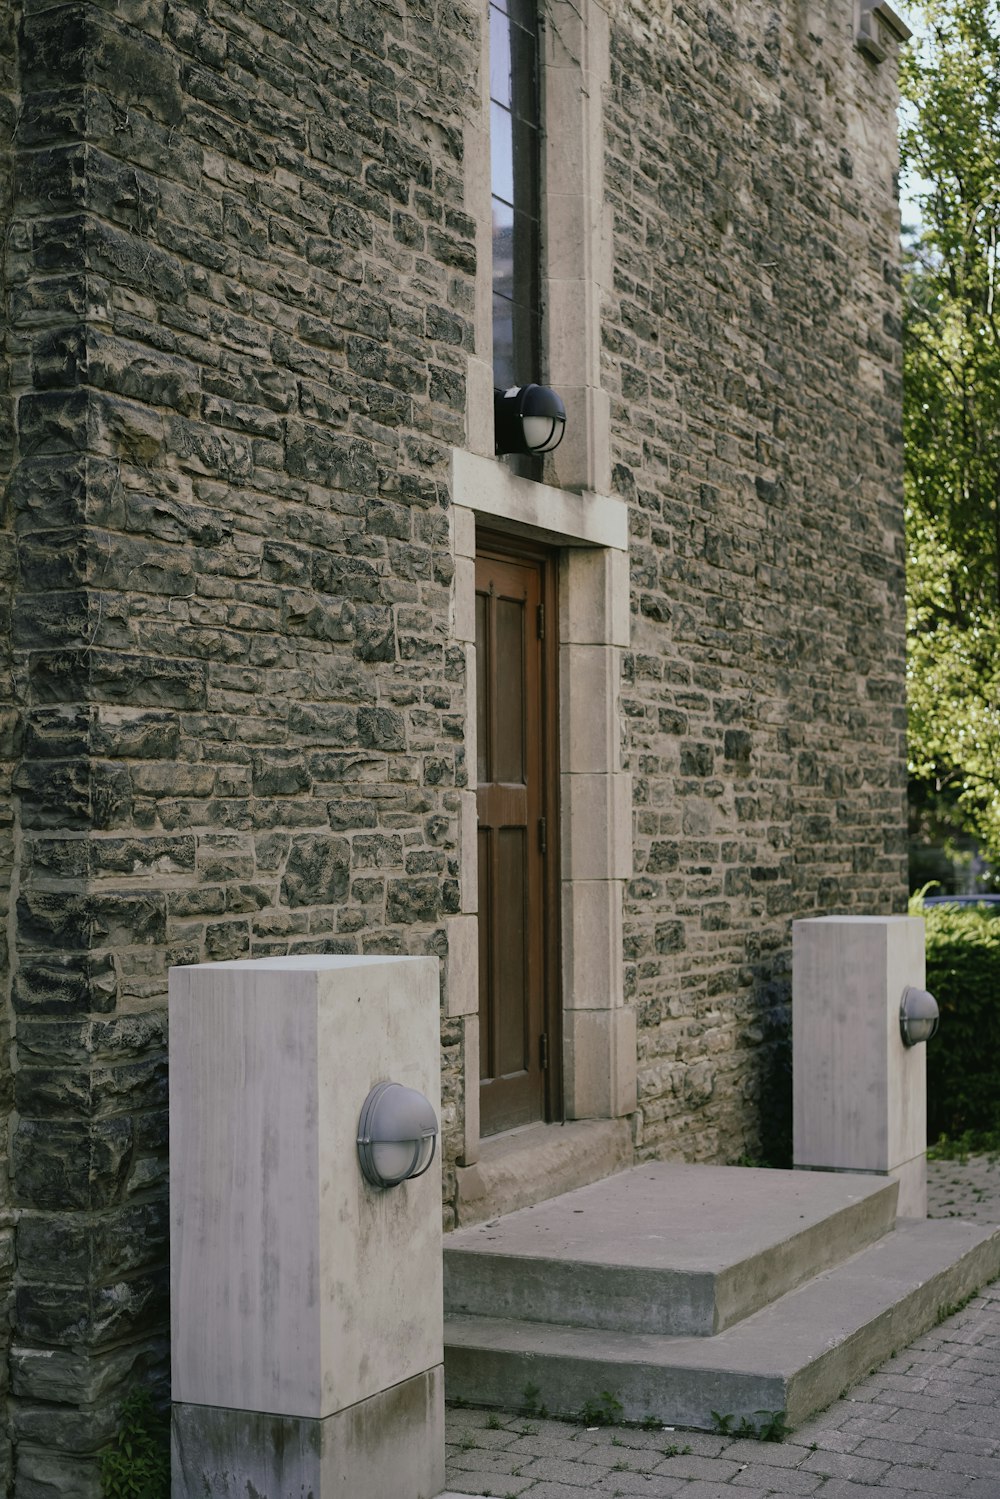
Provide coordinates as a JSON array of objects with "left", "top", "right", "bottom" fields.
[
  {"left": 785, "top": 1231, "right": 1000, "bottom": 1424},
  {"left": 444, "top": 1255, "right": 716, "bottom": 1337},
  {"left": 445, "top": 1342, "right": 786, "bottom": 1430},
  {"left": 444, "top": 1186, "right": 898, "bottom": 1336},
  {"left": 715, "top": 1188, "right": 897, "bottom": 1332},
  {"left": 445, "top": 1230, "right": 1000, "bottom": 1432}
]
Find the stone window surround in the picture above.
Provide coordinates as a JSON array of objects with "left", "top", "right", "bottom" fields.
[
  {"left": 447, "top": 0, "right": 632, "bottom": 1182},
  {"left": 465, "top": 0, "right": 613, "bottom": 497}
]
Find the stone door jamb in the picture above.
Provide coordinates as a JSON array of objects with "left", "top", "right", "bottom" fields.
[{"left": 446, "top": 451, "right": 636, "bottom": 1169}]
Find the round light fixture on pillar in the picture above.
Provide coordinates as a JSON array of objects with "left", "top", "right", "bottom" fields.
[
  {"left": 356, "top": 1081, "right": 439, "bottom": 1188},
  {"left": 494, "top": 384, "right": 567, "bottom": 456},
  {"left": 899, "top": 986, "right": 939, "bottom": 1047}
]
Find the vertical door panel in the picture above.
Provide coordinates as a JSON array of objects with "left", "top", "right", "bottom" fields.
[
  {"left": 478, "top": 824, "right": 492, "bottom": 1080},
  {"left": 496, "top": 826, "right": 528, "bottom": 1076},
  {"left": 494, "top": 596, "right": 525, "bottom": 783},
  {"left": 476, "top": 545, "right": 556, "bottom": 1137}
]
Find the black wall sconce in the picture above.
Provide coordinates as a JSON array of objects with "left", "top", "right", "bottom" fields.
[{"left": 494, "top": 384, "right": 566, "bottom": 457}]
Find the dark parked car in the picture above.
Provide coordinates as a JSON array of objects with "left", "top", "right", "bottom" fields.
[{"left": 921, "top": 894, "right": 1000, "bottom": 911}]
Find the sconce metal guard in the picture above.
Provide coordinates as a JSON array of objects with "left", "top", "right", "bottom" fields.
[
  {"left": 899, "top": 986, "right": 939, "bottom": 1047},
  {"left": 494, "top": 383, "right": 567, "bottom": 456}
]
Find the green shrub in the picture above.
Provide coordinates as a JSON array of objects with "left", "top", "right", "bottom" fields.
[
  {"left": 913, "top": 898, "right": 1000, "bottom": 1140},
  {"left": 100, "top": 1390, "right": 169, "bottom": 1499}
]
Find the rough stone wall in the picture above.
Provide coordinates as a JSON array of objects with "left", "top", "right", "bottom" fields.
[
  {"left": 3, "top": 0, "right": 478, "bottom": 1489},
  {"left": 0, "top": 0, "right": 910, "bottom": 1481},
  {"left": 605, "top": 0, "right": 908, "bottom": 1165},
  {"left": 0, "top": 5, "right": 18, "bottom": 1493}
]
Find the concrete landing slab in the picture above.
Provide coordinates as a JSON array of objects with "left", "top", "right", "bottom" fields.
[
  {"left": 445, "top": 1162, "right": 897, "bottom": 1334},
  {"left": 445, "top": 1215, "right": 1000, "bottom": 1431}
]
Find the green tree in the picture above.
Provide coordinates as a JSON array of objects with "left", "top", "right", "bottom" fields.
[{"left": 901, "top": 0, "right": 1000, "bottom": 870}]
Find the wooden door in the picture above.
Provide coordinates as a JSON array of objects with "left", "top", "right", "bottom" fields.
[{"left": 476, "top": 542, "right": 559, "bottom": 1136}]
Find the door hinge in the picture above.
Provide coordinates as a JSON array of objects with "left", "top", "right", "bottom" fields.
[
  {"left": 538, "top": 816, "right": 547, "bottom": 855},
  {"left": 537, "top": 602, "right": 545, "bottom": 639},
  {"left": 540, "top": 1032, "right": 549, "bottom": 1070}
]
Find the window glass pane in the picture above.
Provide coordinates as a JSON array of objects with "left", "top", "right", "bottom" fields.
[
  {"left": 492, "top": 199, "right": 514, "bottom": 300},
  {"left": 490, "top": 101, "right": 514, "bottom": 206},
  {"left": 490, "top": 4, "right": 511, "bottom": 108},
  {"left": 511, "top": 208, "right": 539, "bottom": 310},
  {"left": 511, "top": 122, "right": 538, "bottom": 219},
  {"left": 492, "top": 294, "right": 515, "bottom": 389},
  {"left": 509, "top": 20, "right": 537, "bottom": 123},
  {"left": 491, "top": 0, "right": 539, "bottom": 390},
  {"left": 509, "top": 297, "right": 539, "bottom": 387}
]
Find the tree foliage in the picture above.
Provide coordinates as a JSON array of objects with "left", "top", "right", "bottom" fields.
[
  {"left": 901, "top": 0, "right": 1000, "bottom": 864},
  {"left": 912, "top": 896, "right": 1000, "bottom": 1139}
]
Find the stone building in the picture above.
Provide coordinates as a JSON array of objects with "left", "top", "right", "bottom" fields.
[{"left": 0, "top": 0, "right": 910, "bottom": 1488}]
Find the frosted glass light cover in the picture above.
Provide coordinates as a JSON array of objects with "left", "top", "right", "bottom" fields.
[
  {"left": 522, "top": 414, "right": 559, "bottom": 451},
  {"left": 371, "top": 1140, "right": 420, "bottom": 1184}
]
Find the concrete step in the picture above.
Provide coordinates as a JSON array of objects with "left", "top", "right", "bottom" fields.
[
  {"left": 445, "top": 1162, "right": 898, "bottom": 1336},
  {"left": 444, "top": 1215, "right": 1000, "bottom": 1431}
]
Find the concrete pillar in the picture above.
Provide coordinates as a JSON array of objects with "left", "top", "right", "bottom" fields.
[
  {"left": 168, "top": 955, "right": 444, "bottom": 1498},
  {"left": 793, "top": 916, "right": 929, "bottom": 1217}
]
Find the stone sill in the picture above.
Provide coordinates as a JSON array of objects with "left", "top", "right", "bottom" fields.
[{"left": 452, "top": 1117, "right": 633, "bottom": 1228}]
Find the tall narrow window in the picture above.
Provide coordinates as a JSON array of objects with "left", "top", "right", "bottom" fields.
[{"left": 490, "top": 0, "right": 541, "bottom": 394}]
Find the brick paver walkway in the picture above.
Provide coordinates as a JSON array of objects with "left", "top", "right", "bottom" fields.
[{"left": 443, "top": 1155, "right": 1000, "bottom": 1498}]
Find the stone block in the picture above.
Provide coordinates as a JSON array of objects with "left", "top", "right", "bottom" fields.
[
  {"left": 462, "top": 641, "right": 477, "bottom": 791},
  {"left": 564, "top": 1007, "right": 637, "bottom": 1119},
  {"left": 9, "top": 1342, "right": 146, "bottom": 1405},
  {"left": 561, "top": 771, "right": 633, "bottom": 881},
  {"left": 280, "top": 834, "right": 350, "bottom": 907},
  {"left": 17, "top": 1201, "right": 167, "bottom": 1286},
  {"left": 16, "top": 1268, "right": 167, "bottom": 1352},
  {"left": 550, "top": 383, "right": 612, "bottom": 497},
  {"left": 172, "top": 1367, "right": 444, "bottom": 1499},
  {"left": 452, "top": 554, "right": 475, "bottom": 644},
  {"left": 450, "top": 449, "right": 627, "bottom": 550},
  {"left": 445, "top": 913, "right": 478, "bottom": 1018},
  {"left": 452, "top": 503, "right": 476, "bottom": 561},
  {"left": 453, "top": 1118, "right": 633, "bottom": 1226},
  {"left": 793, "top": 917, "right": 928, "bottom": 1214},
  {"left": 12, "top": 1115, "right": 133, "bottom": 1212},
  {"left": 463, "top": 356, "right": 494, "bottom": 459},
  {"left": 460, "top": 1014, "right": 480, "bottom": 1167},
  {"left": 12, "top": 1447, "right": 102, "bottom": 1499},
  {"left": 562, "top": 878, "right": 624, "bottom": 1010},
  {"left": 458, "top": 790, "right": 478, "bottom": 914},
  {"left": 169, "top": 955, "right": 442, "bottom": 1419},
  {"left": 560, "top": 543, "right": 630, "bottom": 647},
  {"left": 13, "top": 954, "right": 118, "bottom": 1016},
  {"left": 560, "top": 645, "right": 622, "bottom": 773},
  {"left": 386, "top": 876, "right": 440, "bottom": 923},
  {"left": 547, "top": 280, "right": 601, "bottom": 391}
]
